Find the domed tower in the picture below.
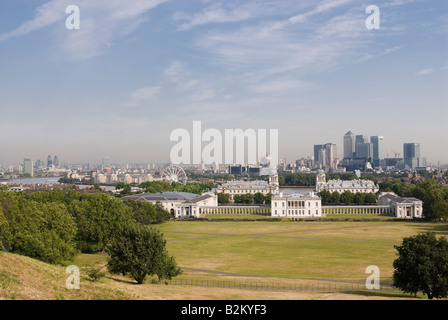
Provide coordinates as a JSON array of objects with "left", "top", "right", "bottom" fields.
[
  {"left": 269, "top": 174, "right": 279, "bottom": 193},
  {"left": 315, "top": 169, "right": 326, "bottom": 192}
]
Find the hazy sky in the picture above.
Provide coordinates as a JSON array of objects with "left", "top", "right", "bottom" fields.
[{"left": 0, "top": 0, "right": 447, "bottom": 166}]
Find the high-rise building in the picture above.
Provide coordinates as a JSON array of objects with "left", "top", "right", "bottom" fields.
[
  {"left": 325, "top": 143, "right": 338, "bottom": 169},
  {"left": 371, "top": 136, "right": 384, "bottom": 167},
  {"left": 47, "top": 155, "right": 53, "bottom": 168},
  {"left": 403, "top": 143, "right": 420, "bottom": 169},
  {"left": 355, "top": 135, "right": 369, "bottom": 158},
  {"left": 314, "top": 143, "right": 337, "bottom": 169},
  {"left": 23, "top": 157, "right": 34, "bottom": 177},
  {"left": 343, "top": 131, "right": 355, "bottom": 159},
  {"left": 53, "top": 155, "right": 59, "bottom": 168},
  {"left": 314, "top": 144, "right": 326, "bottom": 168},
  {"left": 355, "top": 142, "right": 372, "bottom": 160}
]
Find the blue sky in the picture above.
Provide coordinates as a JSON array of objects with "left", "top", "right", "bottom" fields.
[{"left": 0, "top": 0, "right": 447, "bottom": 166}]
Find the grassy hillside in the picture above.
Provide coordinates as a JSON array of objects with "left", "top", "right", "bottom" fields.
[
  {"left": 0, "top": 251, "right": 133, "bottom": 300},
  {"left": 1, "top": 249, "right": 424, "bottom": 300}
]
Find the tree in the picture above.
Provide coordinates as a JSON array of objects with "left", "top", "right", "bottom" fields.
[
  {"left": 265, "top": 193, "right": 273, "bottom": 205},
  {"left": 318, "top": 190, "right": 331, "bottom": 205},
  {"left": 123, "top": 199, "right": 158, "bottom": 225},
  {"left": 1, "top": 200, "right": 78, "bottom": 264},
  {"left": 233, "top": 194, "right": 242, "bottom": 204},
  {"left": 217, "top": 193, "right": 230, "bottom": 205},
  {"left": 353, "top": 192, "right": 365, "bottom": 205},
  {"left": 154, "top": 201, "right": 170, "bottom": 223},
  {"left": 253, "top": 192, "right": 265, "bottom": 205},
  {"left": 364, "top": 193, "right": 377, "bottom": 204},
  {"left": 115, "top": 182, "right": 127, "bottom": 190},
  {"left": 340, "top": 191, "right": 354, "bottom": 205},
  {"left": 330, "top": 191, "right": 340, "bottom": 204},
  {"left": 393, "top": 232, "right": 448, "bottom": 299},
  {"left": 241, "top": 193, "right": 253, "bottom": 205},
  {"left": 120, "top": 184, "right": 132, "bottom": 196},
  {"left": 107, "top": 223, "right": 180, "bottom": 284},
  {"left": 68, "top": 194, "right": 135, "bottom": 253},
  {"left": 153, "top": 252, "right": 183, "bottom": 283}
]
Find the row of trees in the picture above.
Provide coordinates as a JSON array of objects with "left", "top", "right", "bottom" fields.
[
  {"left": 0, "top": 189, "right": 181, "bottom": 284},
  {"left": 278, "top": 173, "right": 361, "bottom": 187},
  {"left": 136, "top": 181, "right": 215, "bottom": 195},
  {"left": 318, "top": 190, "right": 377, "bottom": 205},
  {"left": 217, "top": 192, "right": 272, "bottom": 205}
]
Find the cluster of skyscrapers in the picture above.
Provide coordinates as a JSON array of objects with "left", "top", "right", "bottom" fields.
[
  {"left": 314, "top": 131, "right": 425, "bottom": 171},
  {"left": 20, "top": 155, "right": 61, "bottom": 177}
]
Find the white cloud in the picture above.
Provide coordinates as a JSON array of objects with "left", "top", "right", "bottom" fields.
[
  {"left": 0, "top": 0, "right": 168, "bottom": 60},
  {"left": 174, "top": 2, "right": 254, "bottom": 31},
  {"left": 417, "top": 68, "right": 434, "bottom": 76},
  {"left": 124, "top": 86, "right": 161, "bottom": 107},
  {"left": 162, "top": 61, "right": 216, "bottom": 102}
]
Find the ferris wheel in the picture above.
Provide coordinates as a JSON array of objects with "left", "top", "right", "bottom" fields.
[{"left": 161, "top": 165, "right": 187, "bottom": 184}]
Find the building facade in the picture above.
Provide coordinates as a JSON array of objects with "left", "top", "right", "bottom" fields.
[
  {"left": 315, "top": 170, "right": 379, "bottom": 194},
  {"left": 121, "top": 191, "right": 218, "bottom": 218},
  {"left": 377, "top": 192, "right": 423, "bottom": 219},
  {"left": 217, "top": 174, "right": 279, "bottom": 201},
  {"left": 271, "top": 191, "right": 322, "bottom": 218}
]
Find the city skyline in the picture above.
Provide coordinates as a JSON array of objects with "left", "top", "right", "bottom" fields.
[{"left": 0, "top": 0, "right": 447, "bottom": 165}]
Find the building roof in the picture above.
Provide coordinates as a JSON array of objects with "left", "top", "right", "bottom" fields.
[
  {"left": 321, "top": 179, "right": 378, "bottom": 188},
  {"left": 219, "top": 180, "right": 272, "bottom": 189},
  {"left": 379, "top": 192, "right": 422, "bottom": 204},
  {"left": 273, "top": 192, "right": 320, "bottom": 200}
]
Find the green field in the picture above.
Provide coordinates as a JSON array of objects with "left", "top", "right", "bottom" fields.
[
  {"left": 156, "top": 220, "right": 448, "bottom": 287},
  {"left": 2, "top": 219, "right": 448, "bottom": 300}
]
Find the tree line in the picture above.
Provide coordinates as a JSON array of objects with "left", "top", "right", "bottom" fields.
[
  {"left": 0, "top": 188, "right": 181, "bottom": 284},
  {"left": 318, "top": 190, "right": 377, "bottom": 205},
  {"left": 115, "top": 180, "right": 215, "bottom": 196},
  {"left": 217, "top": 192, "right": 272, "bottom": 205}
]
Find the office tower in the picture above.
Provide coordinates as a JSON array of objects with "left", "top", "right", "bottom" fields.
[
  {"left": 355, "top": 135, "right": 368, "bottom": 145},
  {"left": 47, "top": 155, "right": 53, "bottom": 168},
  {"left": 403, "top": 143, "right": 420, "bottom": 169},
  {"left": 343, "top": 131, "right": 355, "bottom": 159},
  {"left": 53, "top": 155, "right": 59, "bottom": 168},
  {"left": 355, "top": 143, "right": 372, "bottom": 160},
  {"left": 314, "top": 144, "right": 326, "bottom": 168},
  {"left": 325, "top": 143, "right": 338, "bottom": 169},
  {"left": 23, "top": 157, "right": 34, "bottom": 177},
  {"left": 371, "top": 136, "right": 384, "bottom": 166},
  {"left": 355, "top": 135, "right": 369, "bottom": 158}
]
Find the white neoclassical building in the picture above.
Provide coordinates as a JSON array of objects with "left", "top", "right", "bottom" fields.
[
  {"left": 271, "top": 191, "right": 322, "bottom": 218},
  {"left": 121, "top": 191, "right": 218, "bottom": 218},
  {"left": 377, "top": 192, "right": 423, "bottom": 219},
  {"left": 315, "top": 170, "right": 379, "bottom": 194},
  {"left": 217, "top": 174, "right": 279, "bottom": 201}
]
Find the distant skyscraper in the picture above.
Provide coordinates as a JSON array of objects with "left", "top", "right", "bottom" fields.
[
  {"left": 355, "top": 135, "right": 369, "bottom": 158},
  {"left": 314, "top": 144, "right": 326, "bottom": 168},
  {"left": 53, "top": 155, "right": 59, "bottom": 168},
  {"left": 343, "top": 131, "right": 355, "bottom": 159},
  {"left": 371, "top": 136, "right": 384, "bottom": 167},
  {"left": 325, "top": 143, "right": 338, "bottom": 169},
  {"left": 23, "top": 157, "right": 34, "bottom": 177},
  {"left": 403, "top": 143, "right": 420, "bottom": 169},
  {"left": 102, "top": 156, "right": 110, "bottom": 169},
  {"left": 355, "top": 143, "right": 372, "bottom": 160},
  {"left": 47, "top": 155, "right": 53, "bottom": 168}
]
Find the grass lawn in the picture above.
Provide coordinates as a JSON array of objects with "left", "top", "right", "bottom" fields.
[
  {"left": 3, "top": 219, "right": 447, "bottom": 300},
  {"left": 156, "top": 220, "right": 448, "bottom": 286}
]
